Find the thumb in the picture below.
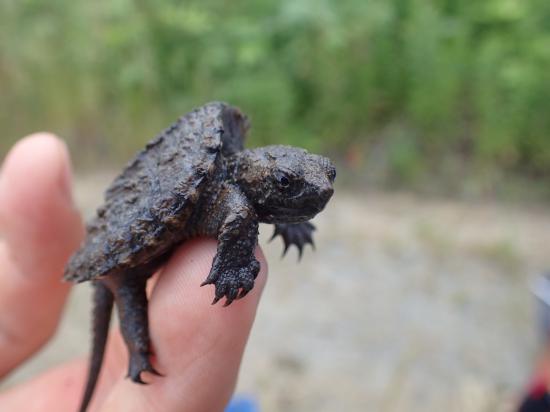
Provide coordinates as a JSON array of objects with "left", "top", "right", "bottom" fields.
[{"left": 0, "top": 133, "right": 83, "bottom": 376}]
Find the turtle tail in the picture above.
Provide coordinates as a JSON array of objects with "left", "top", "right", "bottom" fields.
[{"left": 79, "top": 281, "right": 114, "bottom": 412}]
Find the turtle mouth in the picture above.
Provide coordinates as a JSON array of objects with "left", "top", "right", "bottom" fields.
[
  {"left": 257, "top": 204, "right": 323, "bottom": 224},
  {"left": 281, "top": 204, "right": 323, "bottom": 216}
]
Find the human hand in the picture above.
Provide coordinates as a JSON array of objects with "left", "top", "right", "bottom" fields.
[{"left": 0, "top": 133, "right": 267, "bottom": 412}]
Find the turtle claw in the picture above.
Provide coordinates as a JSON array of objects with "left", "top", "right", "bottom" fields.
[
  {"left": 205, "top": 258, "right": 259, "bottom": 307},
  {"left": 282, "top": 243, "right": 290, "bottom": 258},
  {"left": 130, "top": 375, "right": 147, "bottom": 385},
  {"left": 149, "top": 367, "right": 163, "bottom": 377},
  {"left": 200, "top": 272, "right": 217, "bottom": 287},
  {"left": 271, "top": 222, "right": 316, "bottom": 259},
  {"left": 127, "top": 351, "right": 162, "bottom": 384},
  {"left": 297, "top": 244, "right": 304, "bottom": 261},
  {"left": 237, "top": 288, "right": 250, "bottom": 299}
]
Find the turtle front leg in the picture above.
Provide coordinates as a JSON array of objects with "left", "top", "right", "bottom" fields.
[
  {"left": 103, "top": 271, "right": 161, "bottom": 384},
  {"left": 201, "top": 187, "right": 260, "bottom": 306},
  {"left": 271, "top": 222, "right": 316, "bottom": 259}
]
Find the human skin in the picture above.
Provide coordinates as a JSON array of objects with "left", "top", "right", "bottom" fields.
[{"left": 0, "top": 133, "right": 267, "bottom": 412}]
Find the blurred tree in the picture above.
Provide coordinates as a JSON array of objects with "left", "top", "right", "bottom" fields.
[{"left": 1, "top": 0, "right": 549, "bottom": 182}]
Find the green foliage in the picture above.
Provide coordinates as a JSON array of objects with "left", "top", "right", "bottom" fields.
[{"left": 1, "top": 0, "right": 550, "bottom": 178}]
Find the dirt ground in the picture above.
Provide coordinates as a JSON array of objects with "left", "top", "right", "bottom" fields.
[{"left": 3, "top": 173, "right": 550, "bottom": 412}]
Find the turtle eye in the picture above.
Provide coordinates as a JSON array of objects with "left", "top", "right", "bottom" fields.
[
  {"left": 276, "top": 173, "right": 291, "bottom": 189},
  {"left": 327, "top": 167, "right": 336, "bottom": 183}
]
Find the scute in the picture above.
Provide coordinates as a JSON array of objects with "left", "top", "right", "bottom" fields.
[{"left": 64, "top": 102, "right": 231, "bottom": 282}]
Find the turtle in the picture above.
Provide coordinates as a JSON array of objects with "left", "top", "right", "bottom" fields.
[{"left": 64, "top": 101, "right": 336, "bottom": 412}]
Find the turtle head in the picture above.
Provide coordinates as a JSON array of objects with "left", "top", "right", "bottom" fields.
[{"left": 231, "top": 145, "right": 335, "bottom": 224}]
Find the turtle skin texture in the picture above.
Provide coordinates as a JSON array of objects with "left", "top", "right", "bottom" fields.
[{"left": 65, "top": 102, "right": 336, "bottom": 412}]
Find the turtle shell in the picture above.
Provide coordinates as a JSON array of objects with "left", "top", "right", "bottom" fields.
[{"left": 64, "top": 102, "right": 240, "bottom": 282}]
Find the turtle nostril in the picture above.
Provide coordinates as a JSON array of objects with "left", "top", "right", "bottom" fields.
[{"left": 321, "top": 185, "right": 334, "bottom": 202}]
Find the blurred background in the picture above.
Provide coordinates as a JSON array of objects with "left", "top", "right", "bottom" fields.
[{"left": 2, "top": 0, "right": 550, "bottom": 411}]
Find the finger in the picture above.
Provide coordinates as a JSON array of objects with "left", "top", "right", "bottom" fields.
[
  {"left": 0, "top": 332, "right": 125, "bottom": 412},
  {"left": 0, "top": 359, "right": 85, "bottom": 412},
  {"left": 0, "top": 133, "right": 83, "bottom": 377},
  {"left": 97, "top": 239, "right": 267, "bottom": 412}
]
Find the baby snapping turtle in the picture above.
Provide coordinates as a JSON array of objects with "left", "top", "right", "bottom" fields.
[{"left": 64, "top": 102, "right": 335, "bottom": 411}]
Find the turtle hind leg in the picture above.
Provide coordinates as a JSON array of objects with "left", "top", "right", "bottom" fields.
[{"left": 104, "top": 271, "right": 162, "bottom": 384}]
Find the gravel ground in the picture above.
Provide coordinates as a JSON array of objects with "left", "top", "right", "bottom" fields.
[{"left": 3, "top": 173, "right": 550, "bottom": 412}]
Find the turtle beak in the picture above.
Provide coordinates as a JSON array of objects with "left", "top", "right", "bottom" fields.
[
  {"left": 320, "top": 183, "right": 334, "bottom": 204},
  {"left": 322, "top": 160, "right": 335, "bottom": 204},
  {"left": 316, "top": 157, "right": 335, "bottom": 205}
]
